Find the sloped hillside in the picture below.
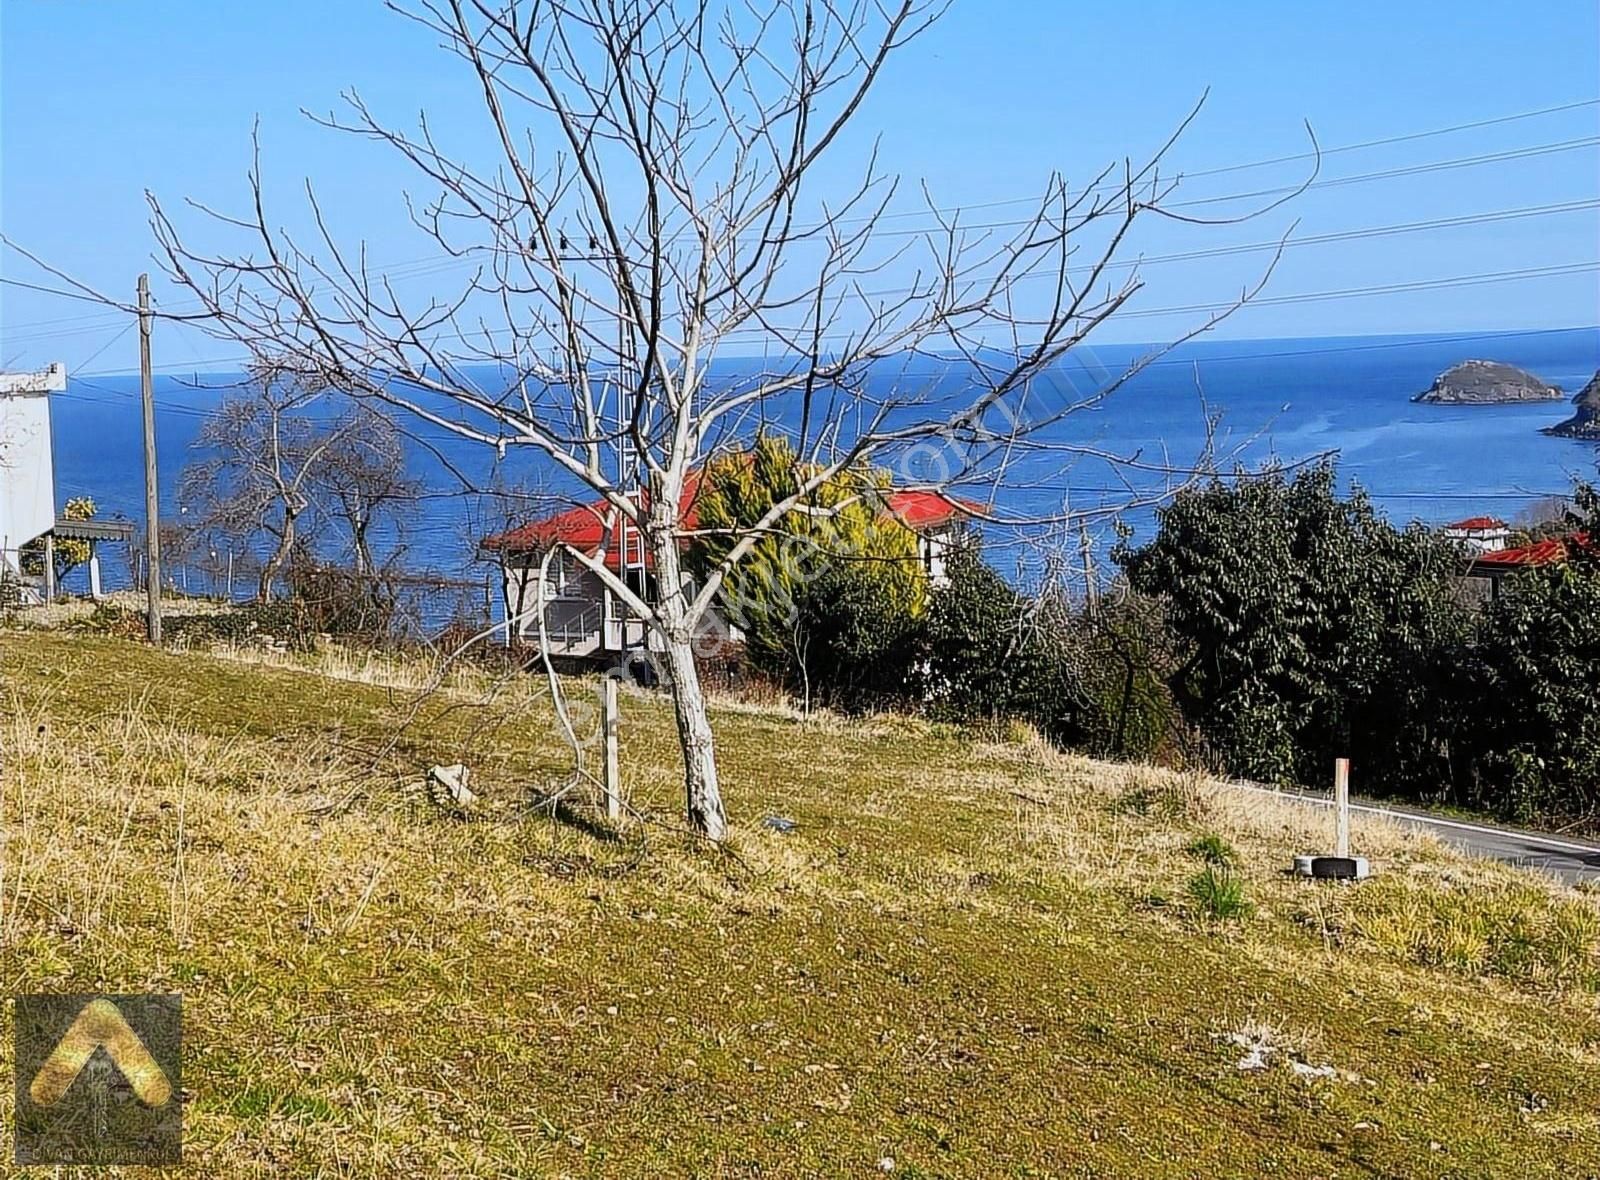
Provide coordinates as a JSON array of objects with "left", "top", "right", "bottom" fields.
[{"left": 3, "top": 632, "right": 1599, "bottom": 1177}]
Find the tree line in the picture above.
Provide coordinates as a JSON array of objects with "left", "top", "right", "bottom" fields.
[
  {"left": 1120, "top": 463, "right": 1600, "bottom": 828},
  {"left": 701, "top": 447, "right": 1600, "bottom": 831}
]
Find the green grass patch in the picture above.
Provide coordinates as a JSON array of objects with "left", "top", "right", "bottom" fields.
[
  {"left": 1183, "top": 831, "right": 1239, "bottom": 867},
  {"left": 1186, "top": 863, "right": 1251, "bottom": 920},
  {"left": 226, "top": 1083, "right": 340, "bottom": 1124}
]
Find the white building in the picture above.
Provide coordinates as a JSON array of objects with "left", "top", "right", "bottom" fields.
[
  {"left": 1442, "top": 516, "right": 1510, "bottom": 554},
  {"left": 0, "top": 364, "right": 67, "bottom": 583},
  {"left": 1, "top": 363, "right": 132, "bottom": 602}
]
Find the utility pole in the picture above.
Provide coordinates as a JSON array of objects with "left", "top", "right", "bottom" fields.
[
  {"left": 138, "top": 274, "right": 162, "bottom": 645},
  {"left": 1079, "top": 522, "right": 1097, "bottom": 613}
]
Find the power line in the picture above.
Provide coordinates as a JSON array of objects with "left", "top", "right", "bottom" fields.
[
  {"left": 0, "top": 276, "right": 116, "bottom": 305},
  {"left": 1071, "top": 198, "right": 1600, "bottom": 272},
  {"left": 482, "top": 260, "right": 1600, "bottom": 345},
  {"left": 71, "top": 321, "right": 137, "bottom": 374},
  {"left": 686, "top": 261, "right": 1600, "bottom": 342},
  {"left": 270, "top": 134, "right": 1600, "bottom": 253},
  {"left": 865, "top": 137, "right": 1600, "bottom": 239},
  {"left": 15, "top": 195, "right": 1596, "bottom": 355},
  {"left": 1116, "top": 261, "right": 1600, "bottom": 320},
  {"left": 1177, "top": 136, "right": 1600, "bottom": 210},
  {"left": 865, "top": 97, "right": 1600, "bottom": 222},
  {"left": 5, "top": 100, "right": 1597, "bottom": 341}
]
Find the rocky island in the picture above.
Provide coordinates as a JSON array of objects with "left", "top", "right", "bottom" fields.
[
  {"left": 1542, "top": 370, "right": 1600, "bottom": 440},
  {"left": 1411, "top": 359, "right": 1564, "bottom": 404}
]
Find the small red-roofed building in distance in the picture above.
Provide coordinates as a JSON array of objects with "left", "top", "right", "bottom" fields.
[
  {"left": 1463, "top": 530, "right": 1593, "bottom": 600},
  {"left": 479, "top": 472, "right": 970, "bottom": 663},
  {"left": 1442, "top": 515, "right": 1510, "bottom": 554}
]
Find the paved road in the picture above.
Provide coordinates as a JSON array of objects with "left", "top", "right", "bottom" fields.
[{"left": 1228, "top": 783, "right": 1600, "bottom": 885}]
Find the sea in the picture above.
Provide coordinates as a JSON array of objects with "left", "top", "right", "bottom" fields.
[{"left": 49, "top": 326, "right": 1600, "bottom": 602}]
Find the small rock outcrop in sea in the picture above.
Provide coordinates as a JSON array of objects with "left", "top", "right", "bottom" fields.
[
  {"left": 1411, "top": 360, "right": 1564, "bottom": 404},
  {"left": 1543, "top": 371, "right": 1600, "bottom": 440}
]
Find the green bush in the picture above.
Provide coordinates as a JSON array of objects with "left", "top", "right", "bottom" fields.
[
  {"left": 1064, "top": 591, "right": 1186, "bottom": 762},
  {"left": 1118, "top": 462, "right": 1600, "bottom": 829},
  {"left": 688, "top": 432, "right": 927, "bottom": 710},
  {"left": 921, "top": 538, "right": 1074, "bottom": 737},
  {"left": 1460, "top": 490, "right": 1600, "bottom": 825},
  {"left": 1118, "top": 462, "right": 1469, "bottom": 792}
]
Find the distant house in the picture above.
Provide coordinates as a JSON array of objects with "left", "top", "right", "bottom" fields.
[
  {"left": 1442, "top": 515, "right": 1510, "bottom": 554},
  {"left": 479, "top": 470, "right": 968, "bottom": 663},
  {"left": 1464, "top": 531, "right": 1590, "bottom": 599},
  {"left": 0, "top": 363, "right": 132, "bottom": 602}
]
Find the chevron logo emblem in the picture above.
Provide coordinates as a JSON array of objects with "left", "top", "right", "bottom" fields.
[{"left": 12, "top": 994, "right": 182, "bottom": 1166}]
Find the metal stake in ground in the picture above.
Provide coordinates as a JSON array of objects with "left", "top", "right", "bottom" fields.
[{"left": 603, "top": 676, "right": 622, "bottom": 821}]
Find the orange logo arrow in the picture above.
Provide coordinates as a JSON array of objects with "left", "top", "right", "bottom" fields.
[{"left": 28, "top": 998, "right": 173, "bottom": 1108}]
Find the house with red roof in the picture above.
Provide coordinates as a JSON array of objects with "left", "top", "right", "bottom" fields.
[
  {"left": 479, "top": 472, "right": 969, "bottom": 662},
  {"left": 1441, "top": 515, "right": 1510, "bottom": 554},
  {"left": 1463, "top": 530, "right": 1592, "bottom": 599}
]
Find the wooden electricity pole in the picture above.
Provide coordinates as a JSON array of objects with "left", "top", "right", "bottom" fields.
[
  {"left": 1079, "top": 523, "right": 1098, "bottom": 613},
  {"left": 138, "top": 274, "right": 162, "bottom": 645}
]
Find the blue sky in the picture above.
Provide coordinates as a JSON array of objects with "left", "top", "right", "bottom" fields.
[{"left": 2, "top": 0, "right": 1597, "bottom": 375}]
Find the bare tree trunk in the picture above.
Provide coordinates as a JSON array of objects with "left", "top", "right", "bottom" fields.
[
  {"left": 659, "top": 624, "right": 726, "bottom": 840},
  {"left": 650, "top": 490, "right": 727, "bottom": 841},
  {"left": 353, "top": 519, "right": 372, "bottom": 578},
  {"left": 259, "top": 510, "right": 296, "bottom": 601}
]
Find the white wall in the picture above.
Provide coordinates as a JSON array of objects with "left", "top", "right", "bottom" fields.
[
  {"left": 0, "top": 368, "right": 62, "bottom": 576},
  {"left": 499, "top": 553, "right": 607, "bottom": 647},
  {"left": 922, "top": 526, "right": 954, "bottom": 588}
]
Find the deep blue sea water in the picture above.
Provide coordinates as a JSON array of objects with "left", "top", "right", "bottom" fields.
[{"left": 50, "top": 326, "right": 1600, "bottom": 598}]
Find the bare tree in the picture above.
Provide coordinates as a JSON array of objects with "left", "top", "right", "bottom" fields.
[
  {"left": 134, "top": 1, "right": 1301, "bottom": 840},
  {"left": 181, "top": 369, "right": 355, "bottom": 600},
  {"left": 315, "top": 405, "right": 422, "bottom": 575}
]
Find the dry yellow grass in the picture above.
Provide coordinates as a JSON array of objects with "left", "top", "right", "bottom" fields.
[{"left": 3, "top": 630, "right": 1600, "bottom": 1176}]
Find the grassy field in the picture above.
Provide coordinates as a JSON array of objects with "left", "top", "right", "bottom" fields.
[{"left": 3, "top": 630, "right": 1600, "bottom": 1177}]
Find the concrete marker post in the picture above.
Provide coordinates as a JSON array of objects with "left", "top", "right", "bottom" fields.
[{"left": 1334, "top": 757, "right": 1351, "bottom": 859}]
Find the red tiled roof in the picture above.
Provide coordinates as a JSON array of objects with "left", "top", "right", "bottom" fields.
[
  {"left": 1471, "top": 531, "right": 1590, "bottom": 568},
  {"left": 886, "top": 489, "right": 972, "bottom": 529},
  {"left": 481, "top": 476, "right": 967, "bottom": 569},
  {"left": 1444, "top": 516, "right": 1506, "bottom": 531}
]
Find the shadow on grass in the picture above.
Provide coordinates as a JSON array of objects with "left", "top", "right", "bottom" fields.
[{"left": 542, "top": 797, "right": 626, "bottom": 844}]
